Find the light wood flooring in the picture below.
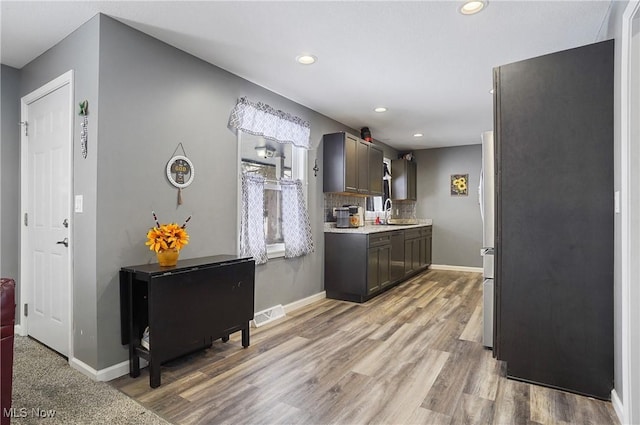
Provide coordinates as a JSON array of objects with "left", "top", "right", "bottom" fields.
[{"left": 111, "top": 270, "right": 619, "bottom": 425}]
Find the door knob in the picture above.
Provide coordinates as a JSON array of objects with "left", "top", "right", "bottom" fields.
[{"left": 56, "top": 238, "right": 69, "bottom": 248}]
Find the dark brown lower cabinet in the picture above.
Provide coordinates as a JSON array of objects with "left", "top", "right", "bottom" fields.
[
  {"left": 390, "top": 231, "right": 405, "bottom": 282},
  {"left": 404, "top": 228, "right": 432, "bottom": 276},
  {"left": 325, "top": 226, "right": 431, "bottom": 303},
  {"left": 368, "top": 243, "right": 390, "bottom": 294},
  {"left": 420, "top": 226, "right": 433, "bottom": 269},
  {"left": 404, "top": 237, "right": 418, "bottom": 275}
]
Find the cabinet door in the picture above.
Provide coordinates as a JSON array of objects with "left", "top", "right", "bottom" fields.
[
  {"left": 390, "top": 231, "right": 405, "bottom": 282},
  {"left": 411, "top": 239, "right": 420, "bottom": 271},
  {"left": 369, "top": 146, "right": 384, "bottom": 196},
  {"left": 379, "top": 245, "right": 391, "bottom": 288},
  {"left": 391, "top": 159, "right": 417, "bottom": 200},
  {"left": 407, "top": 161, "right": 417, "bottom": 200},
  {"left": 367, "top": 248, "right": 380, "bottom": 294},
  {"left": 404, "top": 239, "right": 413, "bottom": 275},
  {"left": 418, "top": 234, "right": 432, "bottom": 269},
  {"left": 345, "top": 134, "right": 359, "bottom": 192},
  {"left": 392, "top": 159, "right": 406, "bottom": 200},
  {"left": 357, "top": 140, "right": 369, "bottom": 194}
]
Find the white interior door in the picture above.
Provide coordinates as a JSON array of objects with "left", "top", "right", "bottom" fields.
[{"left": 21, "top": 71, "right": 73, "bottom": 357}]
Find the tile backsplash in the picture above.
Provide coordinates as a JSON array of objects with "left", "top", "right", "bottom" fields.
[
  {"left": 324, "top": 193, "right": 365, "bottom": 222},
  {"left": 390, "top": 200, "right": 417, "bottom": 220},
  {"left": 323, "top": 193, "right": 416, "bottom": 222}
]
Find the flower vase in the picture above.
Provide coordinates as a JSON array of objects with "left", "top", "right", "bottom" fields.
[{"left": 157, "top": 248, "right": 179, "bottom": 267}]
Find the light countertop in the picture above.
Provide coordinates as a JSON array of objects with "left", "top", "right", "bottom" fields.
[{"left": 324, "top": 219, "right": 432, "bottom": 234}]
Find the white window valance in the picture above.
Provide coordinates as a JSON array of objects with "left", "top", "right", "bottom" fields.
[{"left": 229, "top": 97, "right": 311, "bottom": 149}]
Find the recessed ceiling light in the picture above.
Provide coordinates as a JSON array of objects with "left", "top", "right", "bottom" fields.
[
  {"left": 374, "top": 107, "right": 388, "bottom": 113},
  {"left": 296, "top": 54, "right": 317, "bottom": 65},
  {"left": 413, "top": 133, "right": 424, "bottom": 137},
  {"left": 459, "top": 0, "right": 487, "bottom": 15}
]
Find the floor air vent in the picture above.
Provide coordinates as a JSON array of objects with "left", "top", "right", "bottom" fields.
[{"left": 251, "top": 305, "right": 285, "bottom": 328}]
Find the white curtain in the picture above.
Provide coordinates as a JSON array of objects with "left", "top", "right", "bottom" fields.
[
  {"left": 228, "top": 97, "right": 311, "bottom": 149},
  {"left": 240, "top": 173, "right": 268, "bottom": 265},
  {"left": 281, "top": 179, "right": 314, "bottom": 259}
]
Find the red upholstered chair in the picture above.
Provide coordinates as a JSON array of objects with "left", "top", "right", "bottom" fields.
[{"left": 1, "top": 278, "right": 16, "bottom": 425}]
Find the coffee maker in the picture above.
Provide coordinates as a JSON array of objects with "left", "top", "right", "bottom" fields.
[{"left": 348, "top": 206, "right": 364, "bottom": 227}]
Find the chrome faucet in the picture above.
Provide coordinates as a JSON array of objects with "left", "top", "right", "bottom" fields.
[{"left": 383, "top": 198, "right": 392, "bottom": 224}]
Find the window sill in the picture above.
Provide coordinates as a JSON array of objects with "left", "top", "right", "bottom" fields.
[{"left": 267, "top": 243, "right": 285, "bottom": 259}]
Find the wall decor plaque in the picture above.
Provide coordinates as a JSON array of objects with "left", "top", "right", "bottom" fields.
[
  {"left": 166, "top": 143, "right": 194, "bottom": 205},
  {"left": 451, "top": 174, "right": 468, "bottom": 196},
  {"left": 166, "top": 155, "right": 194, "bottom": 188}
]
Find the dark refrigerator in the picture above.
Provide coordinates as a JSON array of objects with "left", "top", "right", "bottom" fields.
[{"left": 494, "top": 40, "right": 614, "bottom": 400}]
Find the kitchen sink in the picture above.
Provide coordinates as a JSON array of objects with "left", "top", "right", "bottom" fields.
[{"left": 386, "top": 218, "right": 418, "bottom": 225}]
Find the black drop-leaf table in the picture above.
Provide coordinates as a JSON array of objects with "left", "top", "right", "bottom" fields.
[{"left": 119, "top": 255, "right": 255, "bottom": 388}]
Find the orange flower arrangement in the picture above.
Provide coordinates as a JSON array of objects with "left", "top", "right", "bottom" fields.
[{"left": 145, "top": 212, "right": 190, "bottom": 253}]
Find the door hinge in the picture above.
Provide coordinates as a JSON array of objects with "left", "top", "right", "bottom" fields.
[
  {"left": 19, "top": 121, "right": 28, "bottom": 137},
  {"left": 24, "top": 213, "right": 28, "bottom": 226},
  {"left": 24, "top": 303, "right": 28, "bottom": 317}
]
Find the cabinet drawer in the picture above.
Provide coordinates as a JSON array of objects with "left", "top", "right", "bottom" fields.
[
  {"left": 405, "top": 229, "right": 421, "bottom": 240},
  {"left": 420, "top": 226, "right": 433, "bottom": 237},
  {"left": 368, "top": 233, "right": 391, "bottom": 247}
]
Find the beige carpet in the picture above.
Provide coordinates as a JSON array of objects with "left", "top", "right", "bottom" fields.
[{"left": 9, "top": 336, "right": 170, "bottom": 425}]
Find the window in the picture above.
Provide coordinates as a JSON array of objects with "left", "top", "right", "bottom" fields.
[{"left": 238, "top": 132, "right": 306, "bottom": 258}]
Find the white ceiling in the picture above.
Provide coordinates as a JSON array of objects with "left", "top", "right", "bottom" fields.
[{"left": 1, "top": 1, "right": 613, "bottom": 150}]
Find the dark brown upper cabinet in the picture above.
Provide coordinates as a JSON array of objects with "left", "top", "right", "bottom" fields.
[
  {"left": 323, "top": 132, "right": 384, "bottom": 196},
  {"left": 391, "top": 158, "right": 417, "bottom": 200}
]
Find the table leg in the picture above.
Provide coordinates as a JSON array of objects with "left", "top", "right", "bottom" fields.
[
  {"left": 242, "top": 323, "right": 250, "bottom": 348},
  {"left": 149, "top": 358, "right": 161, "bottom": 388},
  {"left": 130, "top": 354, "right": 140, "bottom": 378},
  {"left": 127, "top": 272, "right": 140, "bottom": 378}
]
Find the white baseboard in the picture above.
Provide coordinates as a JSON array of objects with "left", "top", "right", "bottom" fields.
[
  {"left": 430, "top": 264, "right": 483, "bottom": 273},
  {"left": 69, "top": 357, "right": 101, "bottom": 381},
  {"left": 283, "top": 291, "right": 326, "bottom": 314},
  {"left": 14, "top": 324, "right": 26, "bottom": 336},
  {"left": 70, "top": 356, "right": 147, "bottom": 382},
  {"left": 611, "top": 389, "right": 624, "bottom": 424}
]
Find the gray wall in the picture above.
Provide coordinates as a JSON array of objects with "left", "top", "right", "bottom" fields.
[
  {"left": 1, "top": 12, "right": 368, "bottom": 371},
  {"left": 19, "top": 15, "right": 101, "bottom": 366},
  {"left": 414, "top": 145, "right": 482, "bottom": 268},
  {"left": 8, "top": 13, "right": 364, "bottom": 371},
  {"left": 93, "top": 15, "right": 357, "bottom": 369},
  {"left": 1, "top": 65, "right": 20, "bottom": 293}
]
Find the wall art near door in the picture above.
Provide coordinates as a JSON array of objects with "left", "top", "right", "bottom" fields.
[
  {"left": 79, "top": 100, "right": 88, "bottom": 158},
  {"left": 451, "top": 174, "right": 468, "bottom": 196}
]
